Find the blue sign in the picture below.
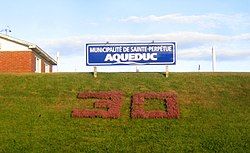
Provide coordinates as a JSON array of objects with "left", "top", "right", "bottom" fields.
[{"left": 86, "top": 42, "right": 176, "bottom": 66}]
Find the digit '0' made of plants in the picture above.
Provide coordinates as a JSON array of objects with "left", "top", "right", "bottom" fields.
[{"left": 131, "top": 92, "right": 179, "bottom": 119}]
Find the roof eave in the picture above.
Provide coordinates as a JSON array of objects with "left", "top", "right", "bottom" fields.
[
  {"left": 0, "top": 33, "right": 57, "bottom": 65},
  {"left": 29, "top": 45, "right": 57, "bottom": 65}
]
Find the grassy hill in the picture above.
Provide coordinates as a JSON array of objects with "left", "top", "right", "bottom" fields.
[{"left": 0, "top": 72, "right": 249, "bottom": 152}]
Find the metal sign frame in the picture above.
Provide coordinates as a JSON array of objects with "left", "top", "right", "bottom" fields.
[{"left": 86, "top": 42, "right": 176, "bottom": 66}]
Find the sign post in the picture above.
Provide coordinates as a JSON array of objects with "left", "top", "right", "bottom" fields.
[
  {"left": 93, "top": 66, "right": 97, "bottom": 78},
  {"left": 165, "top": 66, "right": 169, "bottom": 78}
]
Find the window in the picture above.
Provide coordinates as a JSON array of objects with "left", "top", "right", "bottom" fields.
[
  {"left": 45, "top": 62, "right": 50, "bottom": 73},
  {"left": 35, "top": 56, "right": 41, "bottom": 73}
]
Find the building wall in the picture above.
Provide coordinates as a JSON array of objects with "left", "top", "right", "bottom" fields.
[
  {"left": 49, "top": 64, "right": 52, "bottom": 72},
  {"left": 41, "top": 59, "right": 52, "bottom": 73},
  {"left": 41, "top": 59, "right": 45, "bottom": 73},
  {"left": 34, "top": 55, "right": 52, "bottom": 73},
  {"left": 31, "top": 52, "right": 36, "bottom": 72},
  {"left": 0, "top": 51, "right": 35, "bottom": 73}
]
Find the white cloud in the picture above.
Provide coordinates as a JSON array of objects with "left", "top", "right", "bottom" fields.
[
  {"left": 36, "top": 32, "right": 250, "bottom": 72},
  {"left": 233, "top": 33, "right": 250, "bottom": 41},
  {"left": 39, "top": 31, "right": 249, "bottom": 51},
  {"left": 179, "top": 45, "right": 250, "bottom": 61},
  {"left": 120, "top": 13, "right": 250, "bottom": 29}
]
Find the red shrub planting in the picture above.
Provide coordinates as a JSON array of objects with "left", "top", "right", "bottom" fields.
[
  {"left": 72, "top": 91, "right": 123, "bottom": 119},
  {"left": 72, "top": 91, "right": 179, "bottom": 119},
  {"left": 131, "top": 92, "right": 179, "bottom": 119}
]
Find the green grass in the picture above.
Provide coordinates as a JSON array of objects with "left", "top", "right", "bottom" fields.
[{"left": 0, "top": 72, "right": 249, "bottom": 152}]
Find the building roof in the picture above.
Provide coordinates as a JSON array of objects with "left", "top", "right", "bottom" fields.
[{"left": 0, "top": 33, "right": 57, "bottom": 65}]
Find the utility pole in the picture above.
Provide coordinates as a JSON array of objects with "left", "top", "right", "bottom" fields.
[
  {"left": 56, "top": 52, "right": 60, "bottom": 72},
  {"left": 212, "top": 47, "right": 216, "bottom": 72}
]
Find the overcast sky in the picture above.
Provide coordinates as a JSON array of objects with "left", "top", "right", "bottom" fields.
[{"left": 0, "top": 0, "right": 249, "bottom": 72}]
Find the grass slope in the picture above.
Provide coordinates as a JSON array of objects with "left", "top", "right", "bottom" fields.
[{"left": 0, "top": 72, "right": 249, "bottom": 152}]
